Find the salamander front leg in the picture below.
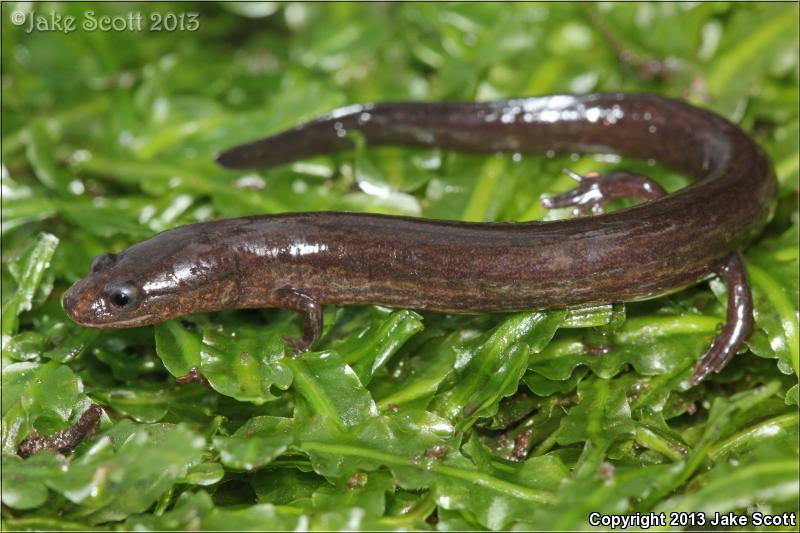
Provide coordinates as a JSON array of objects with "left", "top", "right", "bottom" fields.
[
  {"left": 273, "top": 286, "right": 323, "bottom": 354},
  {"left": 541, "top": 168, "right": 667, "bottom": 215},
  {"left": 690, "top": 253, "right": 753, "bottom": 385}
]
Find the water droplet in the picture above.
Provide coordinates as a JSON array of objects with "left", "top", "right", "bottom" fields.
[
  {"left": 235, "top": 174, "right": 266, "bottom": 190},
  {"left": 13, "top": 44, "right": 31, "bottom": 64},
  {"left": 500, "top": 112, "right": 516, "bottom": 124},
  {"left": 118, "top": 130, "right": 134, "bottom": 147},
  {"left": 68, "top": 179, "right": 85, "bottom": 195},
  {"left": 585, "top": 107, "right": 601, "bottom": 123},
  {"left": 71, "top": 149, "right": 91, "bottom": 163},
  {"left": 512, "top": 153, "right": 522, "bottom": 162}
]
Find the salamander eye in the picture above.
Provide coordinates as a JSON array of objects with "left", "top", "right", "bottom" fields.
[
  {"left": 105, "top": 282, "right": 140, "bottom": 309},
  {"left": 91, "top": 253, "right": 118, "bottom": 273}
]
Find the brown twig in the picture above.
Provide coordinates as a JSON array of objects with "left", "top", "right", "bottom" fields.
[{"left": 18, "top": 404, "right": 103, "bottom": 458}]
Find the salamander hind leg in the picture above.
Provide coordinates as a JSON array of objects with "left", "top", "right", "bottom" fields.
[
  {"left": 690, "top": 253, "right": 754, "bottom": 385},
  {"left": 273, "top": 286, "right": 323, "bottom": 354},
  {"left": 543, "top": 171, "right": 754, "bottom": 386},
  {"left": 541, "top": 168, "right": 667, "bottom": 216}
]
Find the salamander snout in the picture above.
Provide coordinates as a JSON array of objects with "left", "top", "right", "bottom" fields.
[{"left": 63, "top": 277, "right": 106, "bottom": 327}]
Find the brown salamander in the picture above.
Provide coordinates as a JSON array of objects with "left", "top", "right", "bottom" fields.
[{"left": 63, "top": 93, "right": 777, "bottom": 384}]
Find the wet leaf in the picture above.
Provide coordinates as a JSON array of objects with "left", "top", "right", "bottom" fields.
[
  {"left": 744, "top": 225, "right": 800, "bottom": 377},
  {"left": 25, "top": 120, "right": 74, "bottom": 194},
  {"left": 557, "top": 376, "right": 635, "bottom": 449},
  {"left": 1, "top": 232, "right": 59, "bottom": 336},
  {"left": 198, "top": 318, "right": 293, "bottom": 404},
  {"left": 432, "top": 311, "right": 563, "bottom": 430},
  {"left": 1, "top": 361, "right": 89, "bottom": 453},
  {"left": 325, "top": 308, "right": 424, "bottom": 383},
  {"left": 154, "top": 320, "right": 202, "bottom": 377},
  {"left": 2, "top": 423, "right": 204, "bottom": 523},
  {"left": 285, "top": 350, "right": 378, "bottom": 428},
  {"left": 125, "top": 491, "right": 304, "bottom": 531},
  {"left": 213, "top": 416, "right": 294, "bottom": 471}
]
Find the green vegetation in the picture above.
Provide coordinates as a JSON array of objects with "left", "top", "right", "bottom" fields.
[{"left": 2, "top": 2, "right": 798, "bottom": 530}]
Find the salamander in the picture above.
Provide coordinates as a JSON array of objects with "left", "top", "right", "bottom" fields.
[{"left": 63, "top": 93, "right": 777, "bottom": 384}]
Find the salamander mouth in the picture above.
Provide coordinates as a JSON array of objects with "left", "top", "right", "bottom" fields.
[
  {"left": 88, "top": 314, "right": 155, "bottom": 328},
  {"left": 67, "top": 311, "right": 155, "bottom": 329}
]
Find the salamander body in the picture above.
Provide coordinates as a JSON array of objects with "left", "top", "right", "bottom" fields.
[{"left": 63, "top": 93, "right": 777, "bottom": 383}]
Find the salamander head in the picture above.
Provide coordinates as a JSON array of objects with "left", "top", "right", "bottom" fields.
[
  {"left": 63, "top": 230, "right": 239, "bottom": 329},
  {"left": 63, "top": 251, "right": 157, "bottom": 328}
]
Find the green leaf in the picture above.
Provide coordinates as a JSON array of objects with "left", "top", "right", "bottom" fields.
[
  {"left": 183, "top": 461, "right": 225, "bottom": 486},
  {"left": 285, "top": 350, "right": 378, "bottom": 428},
  {"left": 0, "top": 453, "right": 62, "bottom": 510},
  {"left": 326, "top": 308, "right": 424, "bottom": 383},
  {"left": 2, "top": 423, "right": 205, "bottom": 521},
  {"left": 517, "top": 462, "right": 674, "bottom": 531},
  {"left": 373, "top": 335, "right": 457, "bottom": 411},
  {"left": 656, "top": 439, "right": 799, "bottom": 517},
  {"left": 294, "top": 408, "right": 562, "bottom": 529},
  {"left": 705, "top": 6, "right": 799, "bottom": 117},
  {"left": 745, "top": 226, "right": 800, "bottom": 376},
  {"left": 125, "top": 491, "right": 305, "bottom": 531},
  {"left": 786, "top": 384, "right": 799, "bottom": 406},
  {"left": 708, "top": 412, "right": 799, "bottom": 462},
  {"left": 640, "top": 381, "right": 788, "bottom": 509},
  {"left": 198, "top": 318, "right": 293, "bottom": 404},
  {"left": 530, "top": 314, "right": 718, "bottom": 382},
  {"left": 432, "top": 311, "right": 563, "bottom": 429},
  {"left": 430, "top": 436, "right": 565, "bottom": 530},
  {"left": 154, "top": 320, "right": 202, "bottom": 377},
  {"left": 54, "top": 198, "right": 157, "bottom": 239},
  {"left": 0, "top": 175, "right": 56, "bottom": 234},
  {"left": 1, "top": 232, "right": 59, "bottom": 336},
  {"left": 253, "top": 468, "right": 325, "bottom": 506},
  {"left": 351, "top": 135, "right": 425, "bottom": 216},
  {"left": 92, "top": 381, "right": 217, "bottom": 424},
  {"left": 295, "top": 409, "right": 453, "bottom": 482},
  {"left": 213, "top": 416, "right": 294, "bottom": 471},
  {"left": 1, "top": 361, "right": 89, "bottom": 453},
  {"left": 523, "top": 366, "right": 588, "bottom": 397},
  {"left": 3, "top": 320, "right": 99, "bottom": 364},
  {"left": 312, "top": 469, "right": 396, "bottom": 518},
  {"left": 25, "top": 120, "right": 74, "bottom": 194},
  {"left": 91, "top": 331, "right": 164, "bottom": 381},
  {"left": 557, "top": 375, "right": 635, "bottom": 449}
]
